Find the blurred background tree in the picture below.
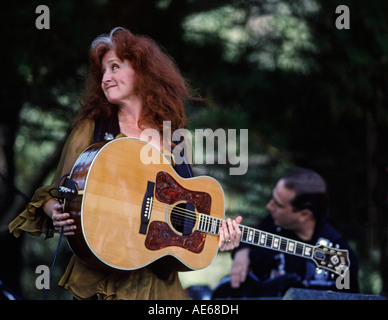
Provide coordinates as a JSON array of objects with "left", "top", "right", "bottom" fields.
[{"left": 0, "top": 0, "right": 387, "bottom": 299}]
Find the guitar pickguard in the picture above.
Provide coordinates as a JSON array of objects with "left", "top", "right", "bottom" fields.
[
  {"left": 144, "top": 171, "right": 211, "bottom": 253},
  {"left": 145, "top": 221, "right": 206, "bottom": 253}
]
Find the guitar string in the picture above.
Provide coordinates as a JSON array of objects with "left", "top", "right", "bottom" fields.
[
  {"left": 149, "top": 202, "right": 316, "bottom": 259},
  {"left": 149, "top": 201, "right": 323, "bottom": 253},
  {"left": 152, "top": 201, "right": 275, "bottom": 239},
  {"left": 150, "top": 201, "right": 222, "bottom": 232},
  {"left": 149, "top": 201, "right": 227, "bottom": 227},
  {"left": 148, "top": 201, "right": 263, "bottom": 239},
  {"left": 146, "top": 201, "right": 259, "bottom": 240},
  {"left": 147, "top": 203, "right": 346, "bottom": 275},
  {"left": 144, "top": 200, "right": 336, "bottom": 251},
  {"left": 149, "top": 200, "right": 236, "bottom": 227},
  {"left": 141, "top": 199, "right": 346, "bottom": 274},
  {"left": 142, "top": 195, "right": 332, "bottom": 250}
]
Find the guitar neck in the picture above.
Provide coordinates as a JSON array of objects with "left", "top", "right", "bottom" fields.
[{"left": 197, "top": 214, "right": 314, "bottom": 260}]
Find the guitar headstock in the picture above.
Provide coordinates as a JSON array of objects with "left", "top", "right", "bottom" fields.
[{"left": 312, "top": 243, "right": 350, "bottom": 276}]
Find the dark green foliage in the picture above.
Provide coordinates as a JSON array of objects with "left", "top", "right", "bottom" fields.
[{"left": 0, "top": 0, "right": 387, "bottom": 298}]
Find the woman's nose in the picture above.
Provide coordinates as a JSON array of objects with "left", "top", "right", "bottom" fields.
[{"left": 102, "top": 72, "right": 111, "bottom": 85}]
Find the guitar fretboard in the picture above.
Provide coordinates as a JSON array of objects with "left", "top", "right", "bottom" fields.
[{"left": 197, "top": 213, "right": 314, "bottom": 260}]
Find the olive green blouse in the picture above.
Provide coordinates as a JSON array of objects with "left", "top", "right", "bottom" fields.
[{"left": 9, "top": 120, "right": 189, "bottom": 300}]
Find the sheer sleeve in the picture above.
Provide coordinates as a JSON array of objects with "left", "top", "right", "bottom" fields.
[{"left": 9, "top": 120, "right": 94, "bottom": 239}]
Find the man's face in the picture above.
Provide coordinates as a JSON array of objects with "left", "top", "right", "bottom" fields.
[{"left": 266, "top": 179, "right": 300, "bottom": 230}]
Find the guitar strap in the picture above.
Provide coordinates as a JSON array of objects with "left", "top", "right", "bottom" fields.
[
  {"left": 93, "top": 113, "right": 120, "bottom": 143},
  {"left": 93, "top": 113, "right": 194, "bottom": 178},
  {"left": 93, "top": 114, "right": 194, "bottom": 280}
]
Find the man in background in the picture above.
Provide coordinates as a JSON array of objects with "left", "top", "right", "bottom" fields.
[{"left": 213, "top": 167, "right": 359, "bottom": 298}]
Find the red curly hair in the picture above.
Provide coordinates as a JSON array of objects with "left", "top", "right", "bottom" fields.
[{"left": 74, "top": 27, "right": 193, "bottom": 133}]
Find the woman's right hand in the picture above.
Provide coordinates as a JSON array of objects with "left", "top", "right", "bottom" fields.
[{"left": 43, "top": 198, "right": 77, "bottom": 236}]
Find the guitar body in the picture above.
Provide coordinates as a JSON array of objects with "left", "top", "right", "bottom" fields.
[{"left": 64, "top": 137, "right": 225, "bottom": 272}]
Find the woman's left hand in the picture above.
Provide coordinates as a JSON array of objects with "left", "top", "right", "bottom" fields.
[{"left": 219, "top": 216, "right": 242, "bottom": 251}]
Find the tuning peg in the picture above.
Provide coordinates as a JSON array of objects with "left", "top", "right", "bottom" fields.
[{"left": 335, "top": 244, "right": 340, "bottom": 248}]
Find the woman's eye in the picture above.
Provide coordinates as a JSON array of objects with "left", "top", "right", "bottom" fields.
[{"left": 112, "top": 64, "right": 119, "bottom": 71}]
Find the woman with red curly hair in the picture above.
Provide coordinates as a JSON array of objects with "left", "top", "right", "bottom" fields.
[
  {"left": 75, "top": 27, "right": 189, "bottom": 136},
  {"left": 9, "top": 27, "right": 242, "bottom": 300}
]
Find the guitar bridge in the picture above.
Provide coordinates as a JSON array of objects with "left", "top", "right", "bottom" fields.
[{"left": 139, "top": 181, "right": 155, "bottom": 234}]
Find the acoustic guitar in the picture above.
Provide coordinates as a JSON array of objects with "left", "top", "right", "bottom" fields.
[{"left": 63, "top": 137, "right": 350, "bottom": 276}]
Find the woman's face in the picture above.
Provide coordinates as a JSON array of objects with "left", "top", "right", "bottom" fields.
[{"left": 101, "top": 50, "right": 137, "bottom": 106}]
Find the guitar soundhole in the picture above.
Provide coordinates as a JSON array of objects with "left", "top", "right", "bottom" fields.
[{"left": 170, "top": 202, "right": 196, "bottom": 235}]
